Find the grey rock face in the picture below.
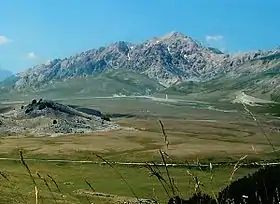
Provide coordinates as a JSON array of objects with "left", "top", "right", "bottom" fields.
[
  {"left": 12, "top": 32, "right": 280, "bottom": 90},
  {"left": 0, "top": 99, "right": 119, "bottom": 136}
]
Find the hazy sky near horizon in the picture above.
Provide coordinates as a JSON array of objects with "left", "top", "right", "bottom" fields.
[{"left": 0, "top": 0, "right": 280, "bottom": 73}]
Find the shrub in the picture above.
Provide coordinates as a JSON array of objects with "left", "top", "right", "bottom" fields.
[
  {"left": 101, "top": 114, "right": 111, "bottom": 121},
  {"left": 31, "top": 99, "right": 37, "bottom": 105}
]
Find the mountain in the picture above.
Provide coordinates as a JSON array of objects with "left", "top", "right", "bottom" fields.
[
  {"left": 165, "top": 53, "right": 280, "bottom": 101},
  {"left": 2, "top": 32, "right": 280, "bottom": 100},
  {"left": 0, "top": 69, "right": 12, "bottom": 81}
]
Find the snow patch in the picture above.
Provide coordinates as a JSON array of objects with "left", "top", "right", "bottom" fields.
[{"left": 167, "top": 46, "right": 170, "bottom": 52}]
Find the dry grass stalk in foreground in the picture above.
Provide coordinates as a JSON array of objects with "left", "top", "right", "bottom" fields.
[
  {"left": 145, "top": 161, "right": 171, "bottom": 199},
  {"left": 0, "top": 170, "right": 28, "bottom": 204},
  {"left": 158, "top": 121, "right": 183, "bottom": 199},
  {"left": 159, "top": 150, "right": 176, "bottom": 197},
  {"left": 241, "top": 102, "right": 276, "bottom": 152},
  {"left": 229, "top": 155, "right": 248, "bottom": 182},
  {"left": 185, "top": 168, "right": 203, "bottom": 194},
  {"left": 47, "top": 174, "right": 61, "bottom": 193},
  {"left": 84, "top": 179, "right": 95, "bottom": 192},
  {"left": 94, "top": 152, "right": 140, "bottom": 202},
  {"left": 37, "top": 172, "right": 57, "bottom": 204},
  {"left": 19, "top": 150, "right": 39, "bottom": 204},
  {"left": 0, "top": 171, "right": 10, "bottom": 182},
  {"left": 159, "top": 120, "right": 169, "bottom": 151}
]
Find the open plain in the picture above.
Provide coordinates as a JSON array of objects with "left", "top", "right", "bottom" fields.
[{"left": 0, "top": 95, "right": 279, "bottom": 203}]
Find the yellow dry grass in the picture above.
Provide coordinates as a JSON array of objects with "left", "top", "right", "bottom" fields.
[{"left": 0, "top": 117, "right": 279, "bottom": 162}]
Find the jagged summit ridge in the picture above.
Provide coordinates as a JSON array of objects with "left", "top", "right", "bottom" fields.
[{"left": 8, "top": 32, "right": 280, "bottom": 90}]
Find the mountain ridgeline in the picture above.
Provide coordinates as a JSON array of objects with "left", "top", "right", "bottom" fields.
[
  {"left": 2, "top": 32, "right": 280, "bottom": 100},
  {"left": 0, "top": 69, "right": 12, "bottom": 81}
]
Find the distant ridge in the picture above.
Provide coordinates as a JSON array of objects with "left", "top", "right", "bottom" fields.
[
  {"left": 1, "top": 31, "right": 280, "bottom": 100},
  {"left": 0, "top": 69, "right": 12, "bottom": 81}
]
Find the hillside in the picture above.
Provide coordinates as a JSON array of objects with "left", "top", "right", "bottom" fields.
[
  {"left": 17, "top": 69, "right": 164, "bottom": 99},
  {"left": 1, "top": 32, "right": 280, "bottom": 101}
]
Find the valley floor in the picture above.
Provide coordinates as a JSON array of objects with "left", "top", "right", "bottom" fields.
[{"left": 0, "top": 97, "right": 279, "bottom": 203}]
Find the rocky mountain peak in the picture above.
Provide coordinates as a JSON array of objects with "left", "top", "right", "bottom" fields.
[
  {"left": 110, "top": 41, "right": 130, "bottom": 55},
  {"left": 162, "top": 31, "right": 187, "bottom": 39},
  {"left": 5, "top": 32, "right": 279, "bottom": 91}
]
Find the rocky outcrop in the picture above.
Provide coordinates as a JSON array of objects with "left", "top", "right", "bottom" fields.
[{"left": 0, "top": 99, "right": 118, "bottom": 136}]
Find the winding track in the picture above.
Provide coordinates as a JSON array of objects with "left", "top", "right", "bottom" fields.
[{"left": 0, "top": 157, "right": 279, "bottom": 168}]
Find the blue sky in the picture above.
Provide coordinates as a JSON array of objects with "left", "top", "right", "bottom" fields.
[{"left": 0, "top": 0, "right": 280, "bottom": 73}]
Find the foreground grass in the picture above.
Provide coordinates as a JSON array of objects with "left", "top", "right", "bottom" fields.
[{"left": 0, "top": 159, "right": 257, "bottom": 204}]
